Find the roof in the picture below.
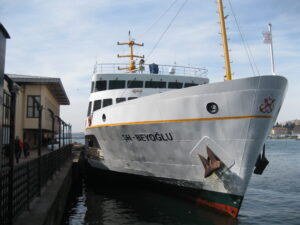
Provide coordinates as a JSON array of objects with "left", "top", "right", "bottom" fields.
[
  {"left": 0, "top": 23, "right": 10, "bottom": 39},
  {"left": 6, "top": 74, "right": 70, "bottom": 105},
  {"left": 273, "top": 127, "right": 288, "bottom": 130}
]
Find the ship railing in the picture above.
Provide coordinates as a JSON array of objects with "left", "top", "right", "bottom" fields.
[{"left": 94, "top": 63, "right": 208, "bottom": 77}]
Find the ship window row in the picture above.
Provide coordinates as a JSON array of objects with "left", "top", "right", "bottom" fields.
[
  {"left": 91, "top": 80, "right": 199, "bottom": 92},
  {"left": 87, "top": 97, "right": 138, "bottom": 115}
]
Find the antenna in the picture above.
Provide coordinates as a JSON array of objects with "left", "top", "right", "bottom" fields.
[{"left": 117, "top": 31, "right": 144, "bottom": 72}]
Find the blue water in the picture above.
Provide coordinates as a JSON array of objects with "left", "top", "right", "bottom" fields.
[
  {"left": 72, "top": 138, "right": 85, "bottom": 145},
  {"left": 62, "top": 140, "right": 300, "bottom": 225}
]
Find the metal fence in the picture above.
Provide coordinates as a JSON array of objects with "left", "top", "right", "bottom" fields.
[
  {"left": 0, "top": 74, "right": 73, "bottom": 225},
  {"left": 0, "top": 145, "right": 72, "bottom": 225}
]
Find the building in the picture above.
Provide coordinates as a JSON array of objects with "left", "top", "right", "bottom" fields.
[
  {"left": 271, "top": 127, "right": 288, "bottom": 136},
  {"left": 0, "top": 23, "right": 10, "bottom": 155},
  {"left": 1, "top": 22, "right": 70, "bottom": 154},
  {"left": 5, "top": 74, "right": 70, "bottom": 147},
  {"left": 292, "top": 125, "right": 300, "bottom": 136},
  {"left": 286, "top": 119, "right": 300, "bottom": 126},
  {"left": 1, "top": 24, "right": 72, "bottom": 224}
]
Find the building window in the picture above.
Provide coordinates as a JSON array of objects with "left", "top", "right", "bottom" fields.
[
  {"left": 87, "top": 101, "right": 92, "bottom": 116},
  {"left": 95, "top": 80, "right": 107, "bottom": 92},
  {"left": 184, "top": 83, "right": 198, "bottom": 88},
  {"left": 91, "top": 81, "right": 95, "bottom": 93},
  {"left": 103, "top": 99, "right": 113, "bottom": 107},
  {"left": 93, "top": 100, "right": 102, "bottom": 111},
  {"left": 116, "top": 98, "right": 126, "bottom": 103},
  {"left": 145, "top": 81, "right": 166, "bottom": 88},
  {"left": 128, "top": 97, "right": 138, "bottom": 100},
  {"left": 109, "top": 80, "right": 126, "bottom": 89},
  {"left": 27, "top": 95, "right": 41, "bottom": 118},
  {"left": 127, "top": 80, "right": 143, "bottom": 88},
  {"left": 168, "top": 82, "right": 183, "bottom": 89}
]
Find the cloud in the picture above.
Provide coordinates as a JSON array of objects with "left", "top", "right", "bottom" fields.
[{"left": 1, "top": 0, "right": 300, "bottom": 131}]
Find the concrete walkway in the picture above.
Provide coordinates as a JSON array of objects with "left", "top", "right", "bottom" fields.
[{"left": 14, "top": 157, "right": 73, "bottom": 225}]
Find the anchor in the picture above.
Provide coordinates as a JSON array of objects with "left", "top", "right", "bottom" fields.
[
  {"left": 198, "top": 146, "right": 222, "bottom": 178},
  {"left": 254, "top": 144, "right": 269, "bottom": 175}
]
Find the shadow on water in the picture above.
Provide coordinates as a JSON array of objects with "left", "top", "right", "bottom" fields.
[{"left": 62, "top": 162, "right": 238, "bottom": 225}]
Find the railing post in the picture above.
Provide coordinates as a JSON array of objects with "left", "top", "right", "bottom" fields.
[
  {"left": 38, "top": 105, "right": 43, "bottom": 196},
  {"left": 62, "top": 121, "right": 65, "bottom": 147},
  {"left": 67, "top": 124, "right": 69, "bottom": 145},
  {"left": 56, "top": 116, "right": 61, "bottom": 150},
  {"left": 8, "top": 87, "right": 16, "bottom": 225},
  {"left": 70, "top": 124, "right": 72, "bottom": 145},
  {"left": 26, "top": 161, "right": 30, "bottom": 210},
  {"left": 66, "top": 123, "right": 68, "bottom": 145},
  {"left": 48, "top": 109, "right": 55, "bottom": 152},
  {"left": 52, "top": 115, "right": 55, "bottom": 151}
]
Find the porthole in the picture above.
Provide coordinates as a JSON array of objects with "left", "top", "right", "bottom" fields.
[
  {"left": 102, "top": 114, "right": 106, "bottom": 122},
  {"left": 207, "top": 102, "right": 218, "bottom": 114}
]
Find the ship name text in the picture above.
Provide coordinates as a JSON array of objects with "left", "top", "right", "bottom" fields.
[{"left": 122, "top": 132, "right": 173, "bottom": 142}]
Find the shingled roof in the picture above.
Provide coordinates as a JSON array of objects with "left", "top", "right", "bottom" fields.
[{"left": 7, "top": 73, "right": 70, "bottom": 105}]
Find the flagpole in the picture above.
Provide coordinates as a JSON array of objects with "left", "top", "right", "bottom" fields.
[{"left": 269, "top": 23, "right": 276, "bottom": 75}]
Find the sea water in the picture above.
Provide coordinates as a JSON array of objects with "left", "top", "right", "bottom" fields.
[{"left": 62, "top": 139, "right": 300, "bottom": 225}]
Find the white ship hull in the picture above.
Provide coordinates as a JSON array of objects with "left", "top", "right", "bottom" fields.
[{"left": 85, "top": 75, "right": 287, "bottom": 217}]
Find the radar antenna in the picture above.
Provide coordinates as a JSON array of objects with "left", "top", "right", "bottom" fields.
[{"left": 117, "top": 31, "right": 144, "bottom": 72}]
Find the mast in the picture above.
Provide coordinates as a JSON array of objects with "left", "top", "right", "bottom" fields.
[
  {"left": 117, "top": 31, "right": 144, "bottom": 72},
  {"left": 217, "top": 0, "right": 232, "bottom": 80}
]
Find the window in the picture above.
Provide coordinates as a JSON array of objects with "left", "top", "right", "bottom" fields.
[
  {"left": 91, "top": 81, "right": 95, "bottom": 93},
  {"left": 207, "top": 102, "right": 218, "bottom": 114},
  {"left": 109, "top": 80, "right": 126, "bottom": 89},
  {"left": 128, "top": 97, "right": 137, "bottom": 100},
  {"left": 95, "top": 80, "right": 107, "bottom": 92},
  {"left": 103, "top": 99, "right": 113, "bottom": 107},
  {"left": 145, "top": 81, "right": 166, "bottom": 88},
  {"left": 168, "top": 82, "right": 183, "bottom": 89},
  {"left": 87, "top": 101, "right": 92, "bottom": 116},
  {"left": 27, "top": 96, "right": 41, "bottom": 118},
  {"left": 127, "top": 80, "right": 143, "bottom": 88},
  {"left": 116, "top": 98, "right": 126, "bottom": 103},
  {"left": 93, "top": 100, "right": 102, "bottom": 111},
  {"left": 184, "top": 83, "right": 198, "bottom": 88}
]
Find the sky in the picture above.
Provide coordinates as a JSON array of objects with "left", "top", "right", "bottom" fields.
[{"left": 1, "top": 0, "right": 300, "bottom": 132}]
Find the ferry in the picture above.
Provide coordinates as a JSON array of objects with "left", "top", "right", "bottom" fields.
[{"left": 84, "top": 0, "right": 287, "bottom": 217}]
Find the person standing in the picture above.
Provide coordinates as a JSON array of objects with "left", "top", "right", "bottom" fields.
[
  {"left": 14, "top": 136, "right": 21, "bottom": 163},
  {"left": 23, "top": 137, "right": 30, "bottom": 157}
]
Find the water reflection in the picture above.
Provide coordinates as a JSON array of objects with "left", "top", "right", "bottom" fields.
[{"left": 63, "top": 166, "right": 238, "bottom": 225}]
